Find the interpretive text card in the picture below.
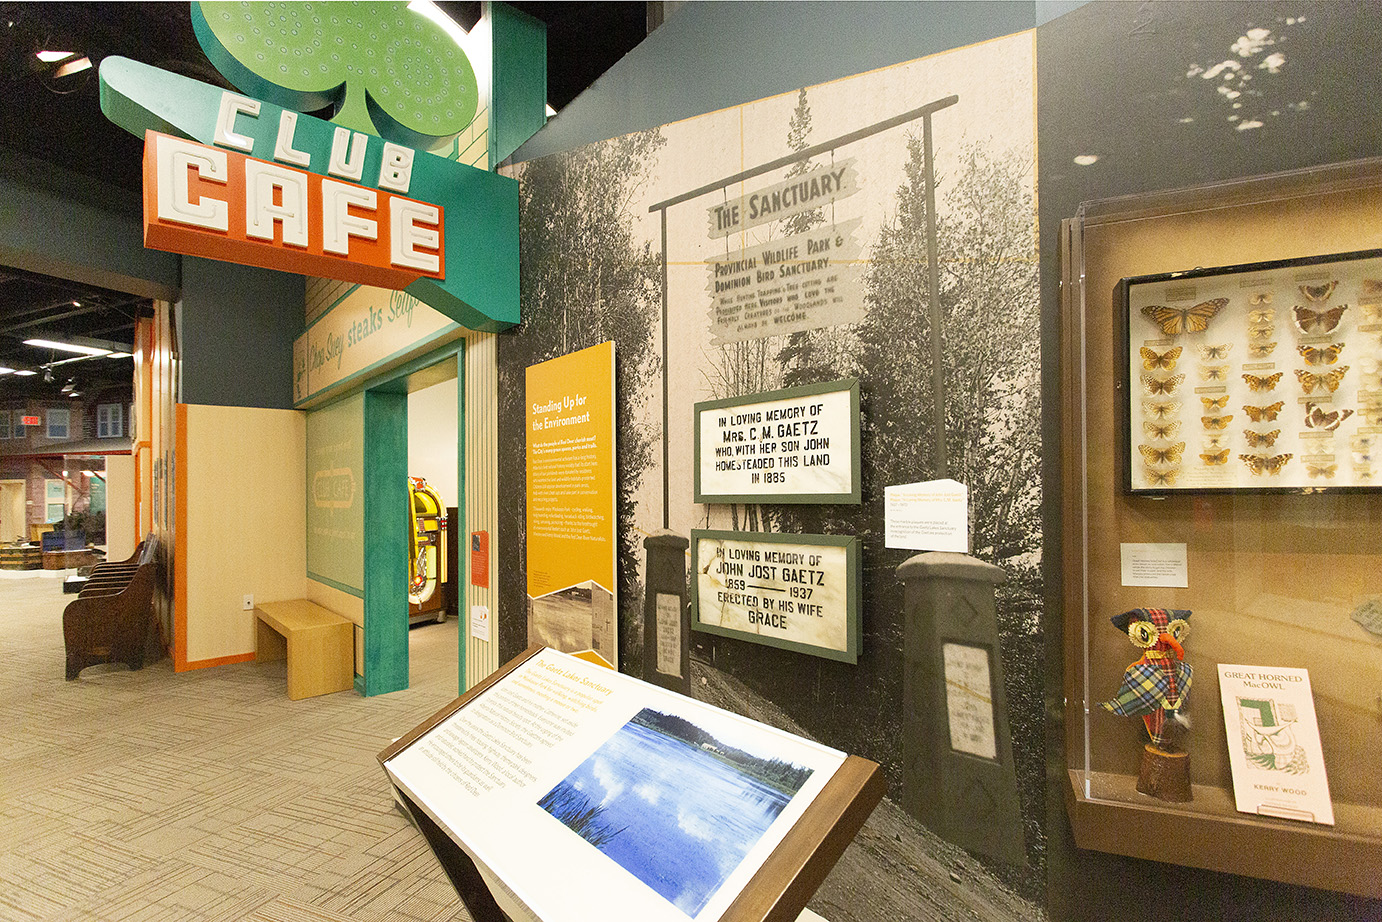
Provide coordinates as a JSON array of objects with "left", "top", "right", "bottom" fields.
[
  {"left": 383, "top": 649, "right": 847, "bottom": 922},
  {"left": 694, "top": 379, "right": 860, "bottom": 504},
  {"left": 884, "top": 479, "right": 968, "bottom": 552},
  {"left": 1217, "top": 664, "right": 1334, "bottom": 825},
  {"left": 691, "top": 530, "right": 859, "bottom": 663}
]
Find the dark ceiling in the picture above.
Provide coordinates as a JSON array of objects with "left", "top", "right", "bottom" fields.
[{"left": 0, "top": 1, "right": 648, "bottom": 400}]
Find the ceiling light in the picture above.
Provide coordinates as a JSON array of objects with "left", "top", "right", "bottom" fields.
[
  {"left": 0, "top": 368, "right": 13, "bottom": 375},
  {"left": 36, "top": 50, "right": 75, "bottom": 63},
  {"left": 54, "top": 56, "right": 92, "bottom": 79},
  {"left": 24, "top": 338, "right": 111, "bottom": 356},
  {"left": 15, "top": 369, "right": 37, "bottom": 377},
  {"left": 67, "top": 391, "right": 82, "bottom": 398},
  {"left": 105, "top": 352, "right": 132, "bottom": 359}
]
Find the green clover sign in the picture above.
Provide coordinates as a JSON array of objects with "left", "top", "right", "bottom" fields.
[{"left": 191, "top": 1, "right": 479, "bottom": 150}]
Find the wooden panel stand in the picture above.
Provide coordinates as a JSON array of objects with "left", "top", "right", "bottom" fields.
[
  {"left": 380, "top": 645, "right": 887, "bottom": 922},
  {"left": 254, "top": 600, "right": 353, "bottom": 700}
]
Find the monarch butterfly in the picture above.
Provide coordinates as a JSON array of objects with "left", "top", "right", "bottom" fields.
[
  {"left": 1243, "top": 429, "right": 1281, "bottom": 448},
  {"left": 1243, "top": 401, "right": 1284, "bottom": 422},
  {"left": 1198, "top": 343, "right": 1231, "bottom": 361},
  {"left": 1201, "top": 414, "right": 1233, "bottom": 430},
  {"left": 1199, "top": 364, "right": 1230, "bottom": 382},
  {"left": 1304, "top": 404, "right": 1353, "bottom": 431},
  {"left": 1200, "top": 448, "right": 1230, "bottom": 465},
  {"left": 1141, "top": 298, "right": 1228, "bottom": 336},
  {"left": 1297, "top": 342, "right": 1345, "bottom": 365},
  {"left": 1306, "top": 462, "right": 1337, "bottom": 479},
  {"left": 1139, "top": 442, "right": 1186, "bottom": 465},
  {"left": 1242, "top": 372, "right": 1283, "bottom": 392},
  {"left": 1143, "top": 466, "right": 1180, "bottom": 487},
  {"left": 1295, "top": 366, "right": 1349, "bottom": 394},
  {"left": 1247, "top": 341, "right": 1278, "bottom": 358},
  {"left": 1142, "top": 399, "right": 1181, "bottom": 420},
  {"left": 1293, "top": 304, "right": 1348, "bottom": 335},
  {"left": 1141, "top": 373, "right": 1185, "bottom": 395},
  {"left": 1239, "top": 453, "right": 1292, "bottom": 475},
  {"left": 1247, "top": 308, "right": 1275, "bottom": 324},
  {"left": 1201, "top": 395, "right": 1230, "bottom": 411},
  {"left": 1140, "top": 346, "right": 1182, "bottom": 370},
  {"left": 1299, "top": 281, "right": 1338, "bottom": 303}
]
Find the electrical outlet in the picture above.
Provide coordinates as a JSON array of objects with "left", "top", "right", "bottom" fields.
[{"left": 243, "top": 593, "right": 254, "bottom": 611}]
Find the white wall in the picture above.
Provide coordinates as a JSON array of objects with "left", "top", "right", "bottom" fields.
[
  {"left": 104, "top": 455, "right": 137, "bottom": 560},
  {"left": 407, "top": 377, "right": 459, "bottom": 507}
]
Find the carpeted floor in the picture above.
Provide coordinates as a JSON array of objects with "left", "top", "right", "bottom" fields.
[{"left": 0, "top": 570, "right": 472, "bottom": 922}]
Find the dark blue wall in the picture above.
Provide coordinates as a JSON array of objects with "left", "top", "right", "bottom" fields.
[
  {"left": 177, "top": 257, "right": 303, "bottom": 410},
  {"left": 515, "top": 1, "right": 1038, "bottom": 161}
]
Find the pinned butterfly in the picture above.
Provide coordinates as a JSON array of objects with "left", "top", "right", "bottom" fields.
[{"left": 1141, "top": 299, "right": 1227, "bottom": 336}]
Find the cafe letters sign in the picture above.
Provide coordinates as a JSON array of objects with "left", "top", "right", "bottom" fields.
[{"left": 98, "top": 1, "right": 520, "bottom": 331}]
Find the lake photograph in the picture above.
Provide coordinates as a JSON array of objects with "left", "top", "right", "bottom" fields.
[{"left": 537, "top": 707, "right": 814, "bottom": 917}]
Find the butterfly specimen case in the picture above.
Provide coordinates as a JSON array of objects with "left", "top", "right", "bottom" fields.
[
  {"left": 1061, "top": 161, "right": 1382, "bottom": 898},
  {"left": 1117, "top": 248, "right": 1382, "bottom": 494}
]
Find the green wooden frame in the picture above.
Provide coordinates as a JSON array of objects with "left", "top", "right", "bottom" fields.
[
  {"left": 693, "top": 379, "right": 861, "bottom": 505},
  {"left": 690, "top": 529, "right": 861, "bottom": 664}
]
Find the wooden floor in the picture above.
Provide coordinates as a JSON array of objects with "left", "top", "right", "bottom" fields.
[{"left": 0, "top": 569, "right": 470, "bottom": 922}]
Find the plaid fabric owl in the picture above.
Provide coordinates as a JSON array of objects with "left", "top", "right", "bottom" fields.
[{"left": 1100, "top": 607, "right": 1192, "bottom": 749}]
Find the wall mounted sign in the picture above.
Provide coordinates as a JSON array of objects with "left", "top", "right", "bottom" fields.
[
  {"left": 694, "top": 379, "right": 860, "bottom": 505},
  {"left": 526, "top": 342, "right": 618, "bottom": 666},
  {"left": 691, "top": 529, "right": 860, "bottom": 664},
  {"left": 19, "top": 415, "right": 40, "bottom": 427},
  {"left": 292, "top": 285, "right": 458, "bottom": 405},
  {"left": 143, "top": 130, "right": 444, "bottom": 290},
  {"left": 99, "top": 0, "right": 531, "bottom": 331}
]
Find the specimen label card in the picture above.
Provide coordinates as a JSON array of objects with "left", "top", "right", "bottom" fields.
[
  {"left": 383, "top": 649, "right": 847, "bottom": 922},
  {"left": 1217, "top": 664, "right": 1334, "bottom": 825},
  {"left": 1119, "top": 542, "right": 1188, "bottom": 588}
]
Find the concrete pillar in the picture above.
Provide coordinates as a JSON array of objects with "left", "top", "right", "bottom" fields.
[
  {"left": 643, "top": 531, "right": 690, "bottom": 694},
  {"left": 897, "top": 551, "right": 1025, "bottom": 865}
]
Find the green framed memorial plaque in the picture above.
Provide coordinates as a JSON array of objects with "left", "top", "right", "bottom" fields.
[
  {"left": 691, "top": 530, "right": 861, "bottom": 664},
  {"left": 694, "top": 379, "right": 861, "bottom": 505}
]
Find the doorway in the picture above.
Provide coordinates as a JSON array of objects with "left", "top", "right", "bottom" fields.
[
  {"left": 358, "top": 345, "right": 464, "bottom": 696},
  {"left": 0, "top": 480, "right": 25, "bottom": 544}
]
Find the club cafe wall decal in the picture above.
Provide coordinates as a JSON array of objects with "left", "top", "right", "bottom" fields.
[{"left": 99, "top": 1, "right": 520, "bottom": 331}]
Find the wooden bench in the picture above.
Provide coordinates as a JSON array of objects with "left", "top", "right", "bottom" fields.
[
  {"left": 63, "top": 536, "right": 161, "bottom": 679},
  {"left": 254, "top": 600, "right": 354, "bottom": 700}
]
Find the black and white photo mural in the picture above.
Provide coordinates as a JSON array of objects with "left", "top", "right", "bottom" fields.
[{"left": 498, "top": 31, "right": 1044, "bottom": 919}]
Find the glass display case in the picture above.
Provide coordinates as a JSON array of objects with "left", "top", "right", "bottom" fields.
[{"left": 1060, "top": 159, "right": 1382, "bottom": 897}]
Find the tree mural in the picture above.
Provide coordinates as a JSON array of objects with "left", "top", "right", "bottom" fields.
[{"left": 496, "top": 127, "right": 665, "bottom": 668}]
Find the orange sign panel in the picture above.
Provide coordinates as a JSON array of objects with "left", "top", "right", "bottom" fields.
[{"left": 141, "top": 130, "right": 444, "bottom": 290}]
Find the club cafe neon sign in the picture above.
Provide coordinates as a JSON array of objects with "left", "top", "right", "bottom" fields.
[
  {"left": 145, "top": 105, "right": 445, "bottom": 289},
  {"left": 102, "top": 1, "right": 522, "bottom": 330}
]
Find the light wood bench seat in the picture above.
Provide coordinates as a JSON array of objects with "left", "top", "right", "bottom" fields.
[{"left": 254, "top": 600, "right": 354, "bottom": 700}]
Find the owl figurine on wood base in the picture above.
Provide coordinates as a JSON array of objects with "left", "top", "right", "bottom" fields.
[{"left": 1100, "top": 607, "right": 1193, "bottom": 802}]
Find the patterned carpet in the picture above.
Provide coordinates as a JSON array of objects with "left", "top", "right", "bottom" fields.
[{"left": 0, "top": 570, "right": 472, "bottom": 922}]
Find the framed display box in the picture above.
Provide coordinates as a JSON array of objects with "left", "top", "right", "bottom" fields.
[
  {"left": 1119, "top": 248, "right": 1382, "bottom": 494},
  {"left": 1060, "top": 159, "right": 1382, "bottom": 898}
]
